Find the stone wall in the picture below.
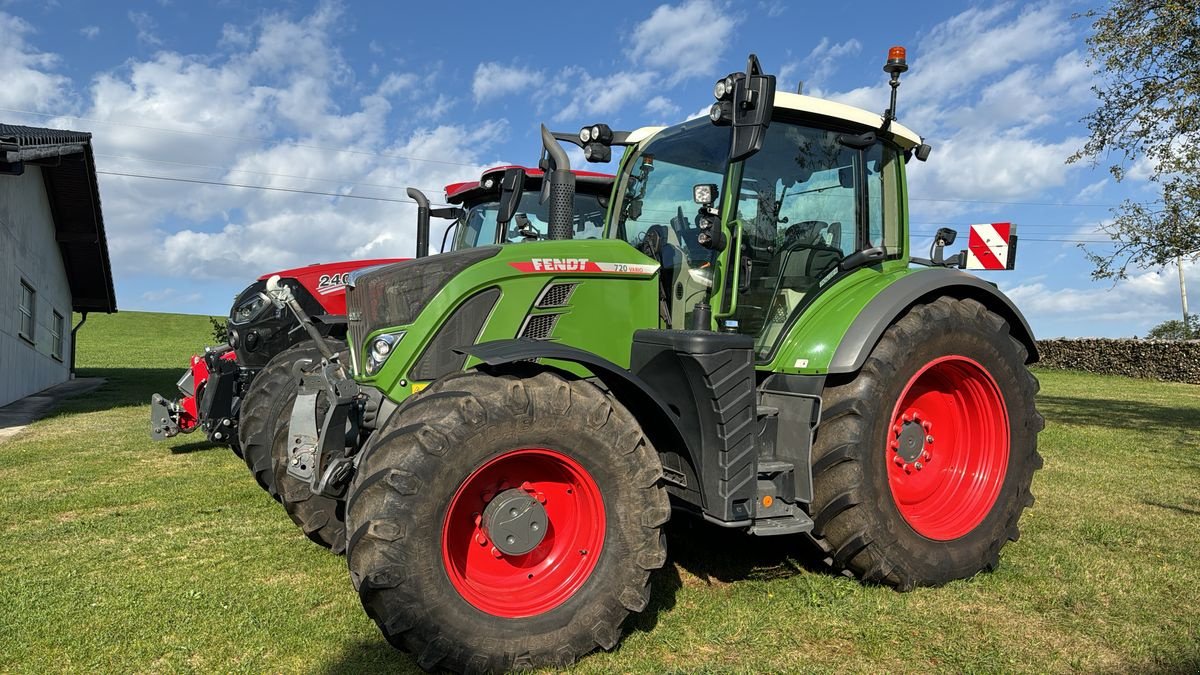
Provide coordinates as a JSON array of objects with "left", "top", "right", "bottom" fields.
[{"left": 1035, "top": 339, "right": 1200, "bottom": 384}]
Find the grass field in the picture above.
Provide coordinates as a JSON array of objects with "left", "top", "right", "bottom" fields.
[{"left": 1, "top": 310, "right": 1198, "bottom": 673}]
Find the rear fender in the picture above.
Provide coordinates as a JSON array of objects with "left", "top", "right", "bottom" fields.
[{"left": 827, "top": 269, "right": 1038, "bottom": 374}]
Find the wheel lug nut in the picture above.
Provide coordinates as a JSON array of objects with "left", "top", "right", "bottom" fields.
[
  {"left": 893, "top": 455, "right": 904, "bottom": 466},
  {"left": 475, "top": 533, "right": 488, "bottom": 546},
  {"left": 922, "top": 451, "right": 931, "bottom": 461},
  {"left": 926, "top": 435, "right": 934, "bottom": 444},
  {"left": 914, "top": 461, "right": 924, "bottom": 470},
  {"left": 490, "top": 546, "right": 502, "bottom": 558},
  {"left": 922, "top": 421, "right": 932, "bottom": 431},
  {"left": 903, "top": 463, "right": 911, "bottom": 472}
]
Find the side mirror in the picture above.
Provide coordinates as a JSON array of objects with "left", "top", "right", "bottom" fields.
[
  {"left": 729, "top": 54, "right": 776, "bottom": 162},
  {"left": 494, "top": 167, "right": 527, "bottom": 226}
]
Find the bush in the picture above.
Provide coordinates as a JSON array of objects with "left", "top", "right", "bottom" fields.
[
  {"left": 1146, "top": 316, "right": 1200, "bottom": 340},
  {"left": 209, "top": 317, "right": 227, "bottom": 344}
]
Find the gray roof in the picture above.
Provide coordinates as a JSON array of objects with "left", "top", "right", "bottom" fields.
[
  {"left": 1, "top": 123, "right": 116, "bottom": 313},
  {"left": 0, "top": 123, "right": 92, "bottom": 147}
]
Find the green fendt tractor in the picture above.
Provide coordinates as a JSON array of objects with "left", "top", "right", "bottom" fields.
[{"left": 268, "top": 48, "right": 1043, "bottom": 672}]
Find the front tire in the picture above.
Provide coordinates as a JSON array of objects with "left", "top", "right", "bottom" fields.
[
  {"left": 808, "top": 296, "right": 1044, "bottom": 589},
  {"left": 237, "top": 338, "right": 347, "bottom": 557},
  {"left": 346, "top": 369, "right": 670, "bottom": 672}
]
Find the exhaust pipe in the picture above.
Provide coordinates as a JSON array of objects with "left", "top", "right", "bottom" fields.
[
  {"left": 539, "top": 124, "right": 576, "bottom": 241},
  {"left": 406, "top": 187, "right": 431, "bottom": 258}
]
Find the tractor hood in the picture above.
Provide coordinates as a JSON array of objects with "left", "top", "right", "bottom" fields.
[{"left": 345, "top": 246, "right": 502, "bottom": 363}]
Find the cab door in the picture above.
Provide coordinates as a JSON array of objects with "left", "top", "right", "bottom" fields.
[{"left": 725, "top": 117, "right": 904, "bottom": 358}]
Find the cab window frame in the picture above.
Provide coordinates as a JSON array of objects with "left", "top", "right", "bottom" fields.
[{"left": 727, "top": 110, "right": 908, "bottom": 363}]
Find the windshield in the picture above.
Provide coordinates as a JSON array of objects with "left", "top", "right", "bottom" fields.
[
  {"left": 454, "top": 191, "right": 607, "bottom": 249},
  {"left": 609, "top": 118, "right": 730, "bottom": 264}
]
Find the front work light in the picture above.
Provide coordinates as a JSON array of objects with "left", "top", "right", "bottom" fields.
[
  {"left": 693, "top": 183, "right": 718, "bottom": 206},
  {"left": 709, "top": 101, "right": 732, "bottom": 126}
]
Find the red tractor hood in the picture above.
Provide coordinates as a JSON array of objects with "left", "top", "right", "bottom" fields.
[{"left": 257, "top": 258, "right": 406, "bottom": 315}]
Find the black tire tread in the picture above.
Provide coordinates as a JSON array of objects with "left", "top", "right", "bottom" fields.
[
  {"left": 807, "top": 296, "right": 1044, "bottom": 591},
  {"left": 346, "top": 369, "right": 669, "bottom": 672}
]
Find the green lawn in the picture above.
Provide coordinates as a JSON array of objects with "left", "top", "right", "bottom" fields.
[{"left": 1, "top": 310, "right": 1198, "bottom": 673}]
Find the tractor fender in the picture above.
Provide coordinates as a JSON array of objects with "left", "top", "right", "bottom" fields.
[
  {"left": 456, "top": 339, "right": 694, "bottom": 469},
  {"left": 828, "top": 268, "right": 1038, "bottom": 374}
]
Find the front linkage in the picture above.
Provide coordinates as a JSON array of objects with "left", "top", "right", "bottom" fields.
[{"left": 265, "top": 275, "right": 363, "bottom": 499}]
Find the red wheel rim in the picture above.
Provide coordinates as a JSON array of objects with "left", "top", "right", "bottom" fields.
[
  {"left": 441, "top": 448, "right": 605, "bottom": 617},
  {"left": 886, "top": 355, "right": 1009, "bottom": 540}
]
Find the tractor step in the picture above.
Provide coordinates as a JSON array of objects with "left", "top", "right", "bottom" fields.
[
  {"left": 757, "top": 460, "right": 793, "bottom": 474},
  {"left": 749, "top": 508, "right": 813, "bottom": 536}
]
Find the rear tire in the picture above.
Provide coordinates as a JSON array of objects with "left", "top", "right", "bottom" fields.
[
  {"left": 346, "top": 369, "right": 670, "bottom": 672},
  {"left": 808, "top": 296, "right": 1043, "bottom": 589}
]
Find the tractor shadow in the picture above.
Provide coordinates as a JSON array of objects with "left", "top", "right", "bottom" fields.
[
  {"left": 623, "top": 515, "right": 827, "bottom": 636},
  {"left": 1036, "top": 394, "right": 1198, "bottom": 440}
]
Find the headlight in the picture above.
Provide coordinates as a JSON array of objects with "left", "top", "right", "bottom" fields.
[
  {"left": 579, "top": 126, "right": 592, "bottom": 143},
  {"left": 230, "top": 292, "right": 271, "bottom": 325},
  {"left": 365, "top": 332, "right": 405, "bottom": 375}
]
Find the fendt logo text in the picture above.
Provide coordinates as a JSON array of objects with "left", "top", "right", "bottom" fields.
[{"left": 530, "top": 258, "right": 590, "bottom": 271}]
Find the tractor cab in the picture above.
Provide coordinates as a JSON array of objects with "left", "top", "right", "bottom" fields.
[
  {"left": 602, "top": 93, "right": 917, "bottom": 358},
  {"left": 444, "top": 167, "right": 613, "bottom": 250}
]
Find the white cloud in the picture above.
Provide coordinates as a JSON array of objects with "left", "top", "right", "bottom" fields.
[
  {"left": 80, "top": 25, "right": 100, "bottom": 39},
  {"left": 1075, "top": 178, "right": 1108, "bottom": 201},
  {"left": 0, "top": 12, "right": 73, "bottom": 113},
  {"left": 627, "top": 0, "right": 739, "bottom": 84},
  {"left": 0, "top": 4, "right": 512, "bottom": 283},
  {"left": 472, "top": 62, "right": 542, "bottom": 103},
  {"left": 1002, "top": 258, "right": 1197, "bottom": 337},
  {"left": 644, "top": 95, "right": 679, "bottom": 119},
  {"left": 801, "top": 37, "right": 862, "bottom": 89},
  {"left": 127, "top": 11, "right": 162, "bottom": 47},
  {"left": 555, "top": 70, "right": 657, "bottom": 122}
]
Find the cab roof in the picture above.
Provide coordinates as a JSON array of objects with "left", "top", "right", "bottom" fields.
[
  {"left": 444, "top": 166, "right": 614, "bottom": 204},
  {"left": 770, "top": 92, "right": 922, "bottom": 149}
]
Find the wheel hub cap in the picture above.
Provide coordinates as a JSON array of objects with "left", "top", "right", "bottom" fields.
[{"left": 482, "top": 488, "right": 547, "bottom": 555}]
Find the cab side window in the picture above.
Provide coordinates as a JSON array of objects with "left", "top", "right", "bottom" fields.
[{"left": 732, "top": 120, "right": 897, "bottom": 355}]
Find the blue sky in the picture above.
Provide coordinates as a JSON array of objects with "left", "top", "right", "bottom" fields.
[{"left": 0, "top": 0, "right": 1191, "bottom": 337}]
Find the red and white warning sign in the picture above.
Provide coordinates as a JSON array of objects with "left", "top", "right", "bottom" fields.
[{"left": 965, "top": 222, "right": 1016, "bottom": 270}]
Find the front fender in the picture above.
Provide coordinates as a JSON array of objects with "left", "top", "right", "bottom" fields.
[{"left": 456, "top": 339, "right": 694, "bottom": 478}]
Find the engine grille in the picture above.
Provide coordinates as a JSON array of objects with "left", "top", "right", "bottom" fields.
[
  {"left": 519, "top": 313, "right": 560, "bottom": 340},
  {"left": 534, "top": 282, "right": 578, "bottom": 308}
]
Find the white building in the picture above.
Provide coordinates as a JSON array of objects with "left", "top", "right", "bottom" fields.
[{"left": 0, "top": 124, "right": 116, "bottom": 407}]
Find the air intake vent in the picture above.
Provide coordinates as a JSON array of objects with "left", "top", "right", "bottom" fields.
[
  {"left": 519, "top": 313, "right": 560, "bottom": 340},
  {"left": 534, "top": 283, "right": 578, "bottom": 308}
]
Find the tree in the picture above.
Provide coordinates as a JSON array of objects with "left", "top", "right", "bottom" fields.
[
  {"left": 1070, "top": 1, "right": 1200, "bottom": 283},
  {"left": 1145, "top": 315, "right": 1200, "bottom": 340}
]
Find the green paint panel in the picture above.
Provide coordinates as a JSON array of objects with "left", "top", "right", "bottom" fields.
[
  {"left": 761, "top": 260, "right": 918, "bottom": 375},
  {"left": 358, "top": 239, "right": 661, "bottom": 403}
]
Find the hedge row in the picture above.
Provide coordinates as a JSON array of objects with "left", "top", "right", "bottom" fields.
[{"left": 1035, "top": 339, "right": 1200, "bottom": 384}]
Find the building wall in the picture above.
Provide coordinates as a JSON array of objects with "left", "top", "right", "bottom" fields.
[{"left": 0, "top": 166, "right": 73, "bottom": 407}]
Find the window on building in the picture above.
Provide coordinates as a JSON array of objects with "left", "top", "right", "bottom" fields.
[
  {"left": 51, "top": 310, "right": 65, "bottom": 361},
  {"left": 19, "top": 280, "right": 35, "bottom": 344}
]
